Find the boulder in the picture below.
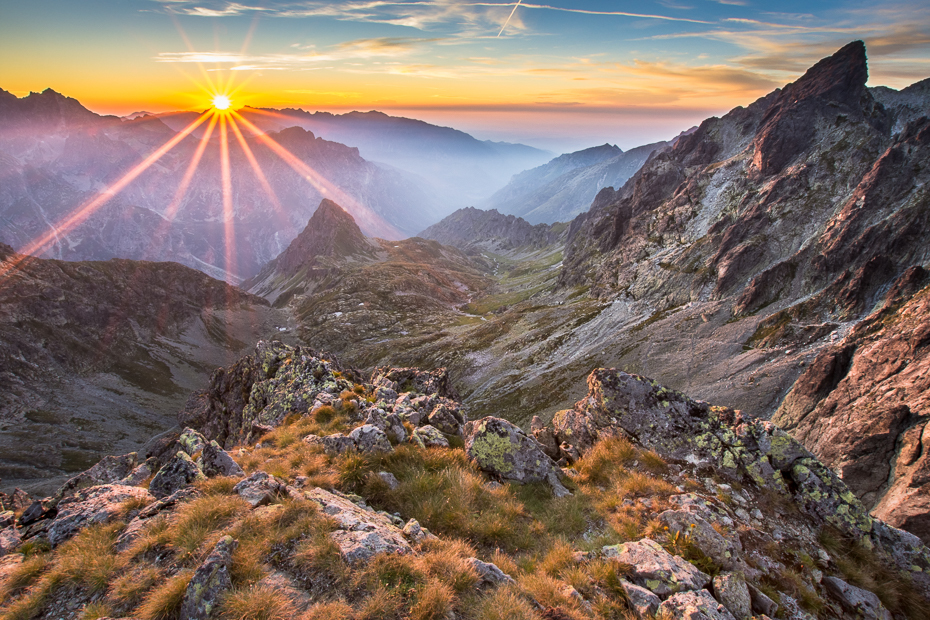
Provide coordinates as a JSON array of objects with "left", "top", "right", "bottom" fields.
[
  {"left": 233, "top": 471, "right": 284, "bottom": 507},
  {"left": 465, "top": 417, "right": 570, "bottom": 498},
  {"left": 149, "top": 452, "right": 205, "bottom": 499},
  {"left": 713, "top": 573, "right": 752, "bottom": 619},
  {"left": 53, "top": 453, "right": 139, "bottom": 505},
  {"left": 304, "top": 433, "right": 356, "bottom": 456},
  {"left": 306, "top": 488, "right": 411, "bottom": 564},
  {"left": 377, "top": 472, "right": 400, "bottom": 490},
  {"left": 401, "top": 519, "right": 437, "bottom": 544},
  {"left": 659, "top": 510, "right": 743, "bottom": 569},
  {"left": 427, "top": 403, "right": 465, "bottom": 436},
  {"left": 822, "top": 576, "right": 892, "bottom": 620},
  {"left": 178, "top": 428, "right": 208, "bottom": 456},
  {"left": 602, "top": 538, "right": 709, "bottom": 598},
  {"left": 119, "top": 458, "right": 159, "bottom": 487},
  {"left": 658, "top": 589, "right": 737, "bottom": 620},
  {"left": 0, "top": 527, "right": 21, "bottom": 557},
  {"left": 179, "top": 535, "right": 238, "bottom": 620},
  {"left": 467, "top": 558, "right": 516, "bottom": 587},
  {"left": 46, "top": 484, "right": 154, "bottom": 546},
  {"left": 411, "top": 425, "right": 450, "bottom": 449},
  {"left": 619, "top": 579, "right": 661, "bottom": 617},
  {"left": 0, "top": 511, "right": 13, "bottom": 529},
  {"left": 349, "top": 424, "right": 393, "bottom": 454},
  {"left": 748, "top": 585, "right": 779, "bottom": 617},
  {"left": 200, "top": 441, "right": 245, "bottom": 478},
  {"left": 365, "top": 409, "right": 407, "bottom": 444}
]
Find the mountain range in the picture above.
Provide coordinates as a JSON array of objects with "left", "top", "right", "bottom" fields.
[{"left": 1, "top": 39, "right": 930, "bottom": 620}]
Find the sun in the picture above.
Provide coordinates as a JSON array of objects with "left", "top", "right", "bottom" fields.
[{"left": 212, "top": 94, "right": 231, "bottom": 110}]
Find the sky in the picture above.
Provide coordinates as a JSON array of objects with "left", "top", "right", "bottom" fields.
[{"left": 1, "top": 0, "right": 929, "bottom": 152}]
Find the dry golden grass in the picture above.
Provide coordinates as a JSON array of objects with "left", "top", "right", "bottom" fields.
[
  {"left": 108, "top": 563, "right": 164, "bottom": 608},
  {"left": 302, "top": 600, "right": 355, "bottom": 620},
  {"left": 134, "top": 569, "right": 193, "bottom": 620},
  {"left": 219, "top": 584, "right": 298, "bottom": 620},
  {"left": 166, "top": 494, "right": 250, "bottom": 560},
  {"left": 469, "top": 587, "right": 539, "bottom": 620},
  {"left": 409, "top": 579, "right": 455, "bottom": 620},
  {"left": 78, "top": 602, "right": 112, "bottom": 620}
]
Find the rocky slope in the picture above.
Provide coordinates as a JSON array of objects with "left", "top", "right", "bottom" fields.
[
  {"left": 774, "top": 267, "right": 930, "bottom": 543},
  {"left": 244, "top": 200, "right": 493, "bottom": 358},
  {"left": 418, "top": 207, "right": 567, "bottom": 254},
  {"left": 2, "top": 340, "right": 928, "bottom": 619},
  {"left": 0, "top": 89, "right": 440, "bottom": 280},
  {"left": 483, "top": 141, "right": 671, "bottom": 224},
  {"left": 0, "top": 244, "right": 293, "bottom": 495}
]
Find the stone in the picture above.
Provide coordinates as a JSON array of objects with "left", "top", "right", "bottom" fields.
[
  {"left": 178, "top": 428, "right": 208, "bottom": 456},
  {"left": 349, "top": 424, "right": 393, "bottom": 454},
  {"left": 601, "top": 538, "right": 710, "bottom": 597},
  {"left": 427, "top": 403, "right": 465, "bottom": 436},
  {"left": 748, "top": 585, "right": 778, "bottom": 617},
  {"left": 364, "top": 409, "right": 407, "bottom": 444},
  {"left": 713, "top": 573, "right": 752, "bottom": 619},
  {"left": 149, "top": 452, "right": 205, "bottom": 499},
  {"left": 120, "top": 458, "right": 159, "bottom": 487},
  {"left": 402, "top": 519, "right": 437, "bottom": 544},
  {"left": 467, "top": 557, "right": 516, "bottom": 587},
  {"left": 659, "top": 589, "right": 737, "bottom": 620},
  {"left": 46, "top": 484, "right": 154, "bottom": 546},
  {"left": 822, "top": 576, "right": 892, "bottom": 620},
  {"left": 619, "top": 579, "right": 660, "bottom": 617},
  {"left": 53, "top": 453, "right": 140, "bottom": 505},
  {"left": 465, "top": 416, "right": 570, "bottom": 498},
  {"left": 19, "top": 499, "right": 54, "bottom": 526},
  {"left": 0, "top": 526, "right": 22, "bottom": 557},
  {"left": 411, "top": 425, "right": 450, "bottom": 449},
  {"left": 315, "top": 433, "right": 357, "bottom": 456},
  {"left": 200, "top": 441, "right": 245, "bottom": 478},
  {"left": 306, "top": 488, "right": 411, "bottom": 564},
  {"left": 233, "top": 471, "right": 284, "bottom": 507},
  {"left": 659, "top": 510, "right": 743, "bottom": 569},
  {"left": 377, "top": 472, "right": 400, "bottom": 490},
  {"left": 0, "top": 511, "right": 13, "bottom": 529},
  {"left": 179, "top": 535, "right": 238, "bottom": 620}
]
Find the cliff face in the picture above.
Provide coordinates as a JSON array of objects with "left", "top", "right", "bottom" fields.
[{"left": 775, "top": 267, "right": 930, "bottom": 543}]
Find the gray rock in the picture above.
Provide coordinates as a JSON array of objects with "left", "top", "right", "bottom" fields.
[
  {"left": 377, "top": 472, "right": 400, "bottom": 490},
  {"left": 713, "top": 573, "right": 752, "bottom": 619},
  {"left": 0, "top": 526, "right": 22, "bottom": 557},
  {"left": 659, "top": 589, "right": 737, "bottom": 620},
  {"left": 149, "top": 452, "right": 205, "bottom": 499},
  {"left": 53, "top": 453, "right": 139, "bottom": 505},
  {"left": 179, "top": 535, "right": 238, "bottom": 620},
  {"left": 178, "top": 428, "right": 208, "bottom": 456},
  {"left": 468, "top": 557, "right": 516, "bottom": 587},
  {"left": 233, "top": 471, "right": 284, "bottom": 507},
  {"left": 659, "top": 510, "right": 743, "bottom": 569},
  {"left": 303, "top": 433, "right": 357, "bottom": 456},
  {"left": 349, "top": 424, "right": 393, "bottom": 454},
  {"left": 375, "top": 386, "right": 398, "bottom": 403},
  {"left": 46, "top": 484, "right": 154, "bottom": 546},
  {"left": 748, "top": 585, "right": 779, "bottom": 617},
  {"left": 822, "top": 576, "right": 892, "bottom": 620},
  {"left": 620, "top": 579, "right": 661, "bottom": 617},
  {"left": 119, "top": 458, "right": 159, "bottom": 487},
  {"left": 365, "top": 409, "right": 407, "bottom": 444},
  {"left": 465, "top": 416, "right": 570, "bottom": 498},
  {"left": 402, "top": 519, "right": 437, "bottom": 544},
  {"left": 428, "top": 403, "right": 464, "bottom": 436},
  {"left": 602, "top": 538, "right": 710, "bottom": 597},
  {"left": 200, "top": 441, "right": 245, "bottom": 478},
  {"left": 306, "top": 488, "right": 411, "bottom": 564},
  {"left": 398, "top": 408, "right": 424, "bottom": 427},
  {"left": 0, "top": 511, "right": 13, "bottom": 529},
  {"left": 411, "top": 425, "right": 450, "bottom": 449}
]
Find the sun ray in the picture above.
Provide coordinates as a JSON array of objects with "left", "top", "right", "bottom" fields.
[
  {"left": 219, "top": 114, "right": 238, "bottom": 283},
  {"left": 170, "top": 14, "right": 220, "bottom": 96},
  {"left": 232, "top": 111, "right": 403, "bottom": 239},
  {"left": 165, "top": 113, "right": 219, "bottom": 221},
  {"left": 0, "top": 111, "right": 211, "bottom": 283},
  {"left": 227, "top": 114, "right": 289, "bottom": 224}
]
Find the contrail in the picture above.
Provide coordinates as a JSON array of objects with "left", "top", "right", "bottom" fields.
[{"left": 497, "top": 0, "right": 522, "bottom": 37}]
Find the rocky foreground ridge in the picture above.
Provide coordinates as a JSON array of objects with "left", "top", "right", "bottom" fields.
[{"left": 1, "top": 340, "right": 928, "bottom": 619}]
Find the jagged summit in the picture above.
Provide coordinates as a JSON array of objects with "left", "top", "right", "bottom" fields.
[{"left": 273, "top": 199, "right": 374, "bottom": 277}]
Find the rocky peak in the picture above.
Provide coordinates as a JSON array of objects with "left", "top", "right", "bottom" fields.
[
  {"left": 418, "top": 207, "right": 563, "bottom": 252},
  {"left": 774, "top": 40, "right": 868, "bottom": 110},
  {"left": 273, "top": 199, "right": 375, "bottom": 277}
]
